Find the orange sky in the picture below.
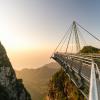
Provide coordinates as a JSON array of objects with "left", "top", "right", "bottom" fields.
[
  {"left": 1, "top": 0, "right": 100, "bottom": 70},
  {"left": 6, "top": 47, "right": 54, "bottom": 70}
]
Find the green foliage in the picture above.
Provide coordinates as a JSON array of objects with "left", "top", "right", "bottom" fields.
[
  {"left": 48, "top": 69, "right": 86, "bottom": 100},
  {"left": 80, "top": 46, "right": 100, "bottom": 53}
]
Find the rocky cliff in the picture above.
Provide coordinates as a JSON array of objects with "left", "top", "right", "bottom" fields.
[{"left": 0, "top": 42, "right": 31, "bottom": 100}]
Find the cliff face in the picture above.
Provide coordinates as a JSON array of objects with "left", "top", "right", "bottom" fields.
[
  {"left": 0, "top": 42, "right": 31, "bottom": 100},
  {"left": 47, "top": 69, "right": 86, "bottom": 100}
]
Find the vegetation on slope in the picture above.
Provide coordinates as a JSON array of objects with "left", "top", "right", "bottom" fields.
[
  {"left": 48, "top": 69, "right": 86, "bottom": 100},
  {"left": 79, "top": 46, "right": 100, "bottom": 53}
]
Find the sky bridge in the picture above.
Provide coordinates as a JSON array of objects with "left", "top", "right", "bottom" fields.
[{"left": 51, "top": 21, "right": 100, "bottom": 100}]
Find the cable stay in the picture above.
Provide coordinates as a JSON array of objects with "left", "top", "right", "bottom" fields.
[
  {"left": 76, "top": 22, "right": 100, "bottom": 42},
  {"left": 52, "top": 21, "right": 100, "bottom": 56},
  {"left": 51, "top": 24, "right": 72, "bottom": 57},
  {"left": 59, "top": 30, "right": 70, "bottom": 51}
]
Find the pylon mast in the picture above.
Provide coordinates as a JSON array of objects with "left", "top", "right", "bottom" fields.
[{"left": 73, "top": 21, "right": 80, "bottom": 52}]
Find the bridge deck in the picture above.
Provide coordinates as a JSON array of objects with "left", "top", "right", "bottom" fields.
[
  {"left": 70, "top": 60, "right": 91, "bottom": 81},
  {"left": 52, "top": 52, "right": 100, "bottom": 99}
]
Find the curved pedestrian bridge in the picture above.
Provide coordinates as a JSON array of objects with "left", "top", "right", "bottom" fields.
[{"left": 51, "top": 21, "right": 100, "bottom": 100}]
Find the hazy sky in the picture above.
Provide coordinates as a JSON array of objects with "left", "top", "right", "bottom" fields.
[{"left": 0, "top": 0, "right": 100, "bottom": 69}]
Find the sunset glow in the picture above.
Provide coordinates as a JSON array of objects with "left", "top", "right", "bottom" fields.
[{"left": 0, "top": 0, "right": 100, "bottom": 70}]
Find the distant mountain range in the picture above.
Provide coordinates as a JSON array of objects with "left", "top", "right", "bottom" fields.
[{"left": 16, "top": 62, "right": 60, "bottom": 100}]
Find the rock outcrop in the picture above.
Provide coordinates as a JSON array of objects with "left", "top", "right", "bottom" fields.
[{"left": 0, "top": 42, "right": 31, "bottom": 100}]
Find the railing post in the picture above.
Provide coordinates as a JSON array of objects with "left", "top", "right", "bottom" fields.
[{"left": 89, "top": 61, "right": 98, "bottom": 100}]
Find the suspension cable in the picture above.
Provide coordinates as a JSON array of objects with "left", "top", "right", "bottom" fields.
[
  {"left": 76, "top": 22, "right": 100, "bottom": 42},
  {"left": 59, "top": 30, "right": 70, "bottom": 51},
  {"left": 51, "top": 24, "right": 72, "bottom": 57},
  {"left": 77, "top": 26, "right": 87, "bottom": 46},
  {"left": 66, "top": 27, "right": 73, "bottom": 53}
]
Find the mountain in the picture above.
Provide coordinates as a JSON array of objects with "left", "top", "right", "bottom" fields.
[
  {"left": 47, "top": 69, "right": 86, "bottom": 100},
  {"left": 0, "top": 42, "right": 31, "bottom": 100},
  {"left": 16, "top": 62, "right": 60, "bottom": 100}
]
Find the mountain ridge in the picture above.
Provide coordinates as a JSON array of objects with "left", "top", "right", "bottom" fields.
[{"left": 16, "top": 62, "right": 60, "bottom": 100}]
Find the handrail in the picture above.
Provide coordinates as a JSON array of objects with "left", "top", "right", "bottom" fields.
[
  {"left": 95, "top": 63, "right": 100, "bottom": 80},
  {"left": 66, "top": 54, "right": 92, "bottom": 65},
  {"left": 89, "top": 62, "right": 98, "bottom": 100},
  {"left": 68, "top": 55, "right": 92, "bottom": 61}
]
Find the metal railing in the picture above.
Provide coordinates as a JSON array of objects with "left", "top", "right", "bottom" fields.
[{"left": 89, "top": 62, "right": 99, "bottom": 100}]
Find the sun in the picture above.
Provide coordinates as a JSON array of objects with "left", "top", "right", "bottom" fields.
[{"left": 0, "top": 33, "right": 41, "bottom": 51}]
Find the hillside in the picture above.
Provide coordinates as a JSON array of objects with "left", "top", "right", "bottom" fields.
[
  {"left": 16, "top": 62, "right": 60, "bottom": 100},
  {"left": 47, "top": 69, "right": 86, "bottom": 100},
  {"left": 80, "top": 46, "right": 100, "bottom": 53}
]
